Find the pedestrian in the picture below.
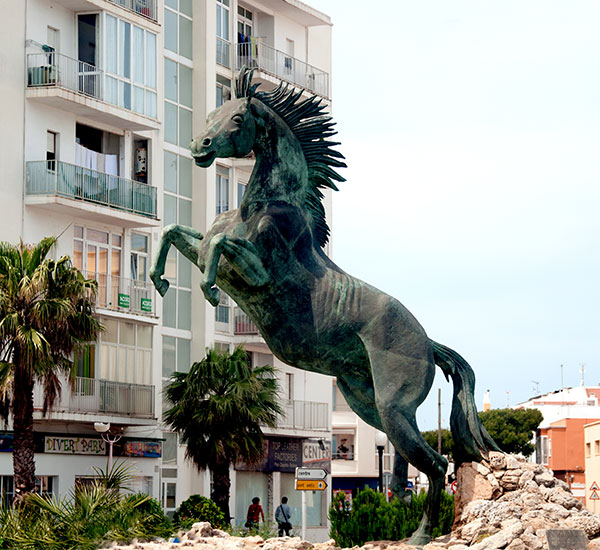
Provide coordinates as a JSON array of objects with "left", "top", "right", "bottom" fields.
[
  {"left": 245, "top": 496, "right": 264, "bottom": 530},
  {"left": 275, "top": 496, "right": 292, "bottom": 536}
]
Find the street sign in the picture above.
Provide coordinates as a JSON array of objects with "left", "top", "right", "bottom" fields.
[
  {"left": 590, "top": 481, "right": 599, "bottom": 491},
  {"left": 295, "top": 479, "right": 328, "bottom": 491},
  {"left": 296, "top": 467, "right": 327, "bottom": 480}
]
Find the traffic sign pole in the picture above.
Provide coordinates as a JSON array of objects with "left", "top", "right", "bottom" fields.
[{"left": 301, "top": 491, "right": 307, "bottom": 540}]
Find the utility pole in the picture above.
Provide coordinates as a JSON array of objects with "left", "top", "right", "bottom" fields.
[{"left": 437, "top": 388, "right": 442, "bottom": 454}]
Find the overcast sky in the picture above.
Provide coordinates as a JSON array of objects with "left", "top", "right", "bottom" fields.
[{"left": 307, "top": 1, "right": 600, "bottom": 430}]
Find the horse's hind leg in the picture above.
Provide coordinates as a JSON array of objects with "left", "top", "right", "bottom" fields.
[
  {"left": 150, "top": 224, "right": 204, "bottom": 296},
  {"left": 366, "top": 344, "right": 447, "bottom": 545}
]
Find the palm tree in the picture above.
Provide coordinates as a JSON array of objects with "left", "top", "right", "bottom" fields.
[
  {"left": 163, "top": 346, "right": 282, "bottom": 523},
  {"left": 0, "top": 237, "right": 101, "bottom": 499}
]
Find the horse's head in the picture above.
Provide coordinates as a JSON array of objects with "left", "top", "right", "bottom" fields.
[{"left": 191, "top": 98, "right": 256, "bottom": 167}]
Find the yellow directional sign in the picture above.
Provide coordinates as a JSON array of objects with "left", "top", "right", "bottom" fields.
[{"left": 295, "top": 479, "right": 328, "bottom": 491}]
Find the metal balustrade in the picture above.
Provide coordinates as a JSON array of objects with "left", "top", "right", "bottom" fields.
[
  {"left": 27, "top": 52, "right": 103, "bottom": 99},
  {"left": 235, "top": 42, "right": 329, "bottom": 98},
  {"left": 26, "top": 160, "right": 157, "bottom": 219},
  {"left": 277, "top": 399, "right": 329, "bottom": 431},
  {"left": 233, "top": 307, "right": 260, "bottom": 335},
  {"left": 82, "top": 271, "right": 155, "bottom": 316},
  {"left": 34, "top": 377, "right": 155, "bottom": 418},
  {"left": 107, "top": 0, "right": 157, "bottom": 22},
  {"left": 217, "top": 37, "right": 231, "bottom": 68}
]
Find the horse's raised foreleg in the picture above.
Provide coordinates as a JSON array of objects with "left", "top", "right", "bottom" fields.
[
  {"left": 150, "top": 224, "right": 204, "bottom": 296},
  {"left": 201, "top": 233, "right": 269, "bottom": 306}
]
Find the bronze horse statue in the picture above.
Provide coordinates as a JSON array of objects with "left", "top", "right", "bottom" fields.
[{"left": 151, "top": 68, "right": 498, "bottom": 544}]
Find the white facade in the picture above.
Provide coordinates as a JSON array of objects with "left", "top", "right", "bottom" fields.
[
  {"left": 515, "top": 386, "right": 600, "bottom": 429},
  {"left": 0, "top": 0, "right": 334, "bottom": 541}
]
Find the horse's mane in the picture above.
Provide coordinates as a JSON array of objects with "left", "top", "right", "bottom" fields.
[{"left": 235, "top": 67, "right": 346, "bottom": 248}]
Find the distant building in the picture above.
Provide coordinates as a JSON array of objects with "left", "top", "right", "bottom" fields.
[
  {"left": 515, "top": 386, "right": 600, "bottom": 503},
  {"left": 584, "top": 420, "right": 600, "bottom": 513}
]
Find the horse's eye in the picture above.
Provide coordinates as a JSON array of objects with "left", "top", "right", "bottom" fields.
[{"left": 232, "top": 114, "right": 244, "bottom": 124}]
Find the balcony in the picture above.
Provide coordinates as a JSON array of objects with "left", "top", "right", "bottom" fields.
[
  {"left": 85, "top": 272, "right": 155, "bottom": 317},
  {"left": 26, "top": 160, "right": 159, "bottom": 228},
  {"left": 34, "top": 377, "right": 155, "bottom": 419},
  {"left": 107, "top": 0, "right": 157, "bottom": 22},
  {"left": 234, "top": 307, "right": 260, "bottom": 335},
  {"left": 277, "top": 399, "right": 329, "bottom": 431},
  {"left": 234, "top": 42, "right": 329, "bottom": 99},
  {"left": 26, "top": 52, "right": 159, "bottom": 131}
]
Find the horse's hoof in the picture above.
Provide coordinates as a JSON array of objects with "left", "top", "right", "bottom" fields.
[
  {"left": 153, "top": 278, "right": 170, "bottom": 297},
  {"left": 201, "top": 282, "right": 220, "bottom": 307},
  {"left": 406, "top": 530, "right": 431, "bottom": 547}
]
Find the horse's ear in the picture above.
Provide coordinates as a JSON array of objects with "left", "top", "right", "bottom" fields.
[{"left": 248, "top": 98, "right": 267, "bottom": 129}]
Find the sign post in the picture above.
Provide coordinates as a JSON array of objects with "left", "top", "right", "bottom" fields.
[{"left": 295, "top": 467, "right": 328, "bottom": 540}]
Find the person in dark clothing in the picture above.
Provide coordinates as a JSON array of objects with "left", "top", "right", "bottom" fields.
[{"left": 275, "top": 496, "right": 292, "bottom": 536}]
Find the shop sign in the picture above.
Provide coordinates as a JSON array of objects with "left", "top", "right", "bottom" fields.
[
  {"left": 118, "top": 293, "right": 130, "bottom": 308},
  {"left": 302, "top": 440, "right": 331, "bottom": 472},
  {"left": 140, "top": 298, "right": 152, "bottom": 312},
  {"left": 44, "top": 436, "right": 105, "bottom": 455},
  {"left": 268, "top": 438, "right": 302, "bottom": 472},
  {"left": 123, "top": 440, "right": 162, "bottom": 458}
]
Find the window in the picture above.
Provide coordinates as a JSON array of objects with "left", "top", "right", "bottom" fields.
[
  {"left": 162, "top": 335, "right": 191, "bottom": 377},
  {"left": 586, "top": 443, "right": 592, "bottom": 458},
  {"left": 162, "top": 432, "right": 178, "bottom": 465},
  {"left": 536, "top": 435, "right": 549, "bottom": 465},
  {"left": 216, "top": 165, "right": 229, "bottom": 214},
  {"left": 98, "top": 318, "right": 153, "bottom": 385},
  {"left": 47, "top": 131, "right": 57, "bottom": 169},
  {"left": 215, "top": 292, "right": 230, "bottom": 326},
  {"left": 130, "top": 233, "right": 149, "bottom": 281},
  {"left": 216, "top": 0, "right": 230, "bottom": 67},
  {"left": 105, "top": 14, "right": 157, "bottom": 117},
  {"left": 1, "top": 476, "right": 55, "bottom": 507},
  {"left": 596, "top": 440, "right": 600, "bottom": 455},
  {"left": 237, "top": 180, "right": 246, "bottom": 207},
  {"left": 73, "top": 226, "right": 122, "bottom": 309},
  {"left": 333, "top": 433, "right": 355, "bottom": 461},
  {"left": 165, "top": 1, "right": 193, "bottom": 59},
  {"left": 285, "top": 372, "right": 294, "bottom": 401},
  {"left": 216, "top": 74, "right": 231, "bottom": 107}
]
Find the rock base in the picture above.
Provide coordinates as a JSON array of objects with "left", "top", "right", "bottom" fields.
[{"left": 110, "top": 454, "right": 600, "bottom": 550}]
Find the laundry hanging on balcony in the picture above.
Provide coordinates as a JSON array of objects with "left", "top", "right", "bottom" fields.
[{"left": 75, "top": 143, "right": 119, "bottom": 177}]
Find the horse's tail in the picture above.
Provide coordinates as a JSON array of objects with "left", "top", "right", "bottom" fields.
[{"left": 430, "top": 339, "right": 501, "bottom": 466}]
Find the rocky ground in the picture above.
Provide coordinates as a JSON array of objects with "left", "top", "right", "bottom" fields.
[{"left": 111, "top": 452, "right": 600, "bottom": 550}]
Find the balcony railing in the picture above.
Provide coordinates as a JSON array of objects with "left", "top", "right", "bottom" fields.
[
  {"left": 217, "top": 37, "right": 231, "bottom": 68},
  {"left": 83, "top": 272, "right": 155, "bottom": 316},
  {"left": 26, "top": 160, "right": 158, "bottom": 219},
  {"left": 277, "top": 399, "right": 329, "bottom": 431},
  {"left": 234, "top": 307, "right": 260, "bottom": 335},
  {"left": 34, "top": 377, "right": 155, "bottom": 418},
  {"left": 107, "top": 0, "right": 157, "bottom": 22},
  {"left": 235, "top": 42, "right": 329, "bottom": 98},
  {"left": 27, "top": 52, "right": 103, "bottom": 99}
]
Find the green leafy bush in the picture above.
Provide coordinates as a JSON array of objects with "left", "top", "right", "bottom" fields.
[
  {"left": 173, "top": 494, "right": 226, "bottom": 529},
  {"left": 329, "top": 487, "right": 454, "bottom": 546},
  {"left": 0, "top": 463, "right": 174, "bottom": 549}
]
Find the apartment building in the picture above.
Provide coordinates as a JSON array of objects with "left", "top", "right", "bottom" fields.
[
  {"left": 515, "top": 386, "right": 600, "bottom": 503},
  {"left": 1, "top": 0, "right": 334, "bottom": 539},
  {"left": 584, "top": 420, "right": 600, "bottom": 514}
]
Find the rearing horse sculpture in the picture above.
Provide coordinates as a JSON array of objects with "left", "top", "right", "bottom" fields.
[{"left": 151, "top": 68, "right": 498, "bottom": 545}]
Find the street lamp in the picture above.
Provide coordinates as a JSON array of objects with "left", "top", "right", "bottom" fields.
[
  {"left": 375, "top": 430, "right": 387, "bottom": 493},
  {"left": 94, "top": 422, "right": 122, "bottom": 470}
]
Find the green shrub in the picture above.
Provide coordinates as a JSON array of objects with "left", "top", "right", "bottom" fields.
[
  {"left": 0, "top": 463, "right": 175, "bottom": 549},
  {"left": 329, "top": 487, "right": 454, "bottom": 546},
  {"left": 173, "top": 494, "right": 226, "bottom": 529}
]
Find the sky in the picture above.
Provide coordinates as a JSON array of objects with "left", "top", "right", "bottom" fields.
[{"left": 306, "top": 1, "right": 600, "bottom": 430}]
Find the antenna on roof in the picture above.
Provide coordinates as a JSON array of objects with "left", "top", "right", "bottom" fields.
[
  {"left": 531, "top": 380, "right": 540, "bottom": 394},
  {"left": 580, "top": 364, "right": 586, "bottom": 387}
]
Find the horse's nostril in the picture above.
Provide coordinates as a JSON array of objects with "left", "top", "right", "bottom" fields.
[{"left": 202, "top": 138, "right": 212, "bottom": 147}]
